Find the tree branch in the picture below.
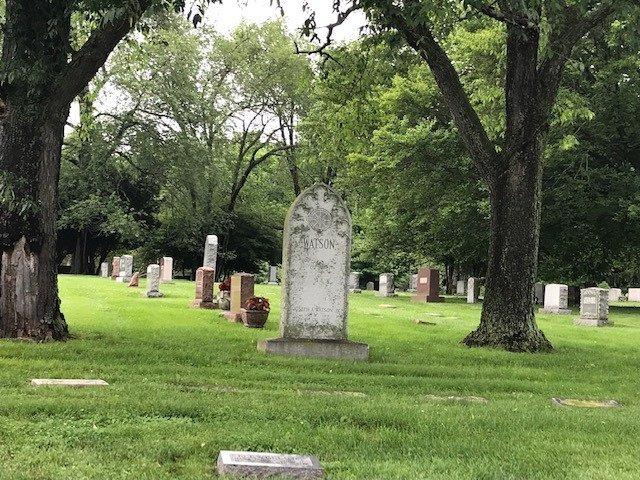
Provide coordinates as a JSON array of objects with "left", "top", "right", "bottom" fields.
[{"left": 47, "top": 1, "right": 152, "bottom": 113}]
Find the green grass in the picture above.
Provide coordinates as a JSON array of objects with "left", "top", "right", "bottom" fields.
[{"left": 1, "top": 275, "right": 639, "bottom": 479}]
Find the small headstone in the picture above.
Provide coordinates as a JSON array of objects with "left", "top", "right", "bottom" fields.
[
  {"left": 413, "top": 267, "right": 442, "bottom": 302},
  {"left": 539, "top": 284, "right": 571, "bottom": 314},
  {"left": 193, "top": 267, "right": 216, "bottom": 309},
  {"left": 366, "top": 281, "right": 374, "bottom": 291},
  {"left": 552, "top": 398, "right": 620, "bottom": 408},
  {"left": 217, "top": 451, "right": 325, "bottom": 479},
  {"left": 467, "top": 277, "right": 481, "bottom": 304},
  {"left": 575, "top": 287, "right": 610, "bottom": 327},
  {"left": 258, "top": 183, "right": 368, "bottom": 361},
  {"left": 146, "top": 264, "right": 163, "bottom": 298},
  {"left": 408, "top": 274, "right": 418, "bottom": 292},
  {"left": 348, "top": 271, "right": 361, "bottom": 293},
  {"left": 100, "top": 262, "right": 109, "bottom": 278},
  {"left": 377, "top": 273, "right": 396, "bottom": 297},
  {"left": 534, "top": 282, "right": 545, "bottom": 305},
  {"left": 627, "top": 287, "right": 640, "bottom": 302},
  {"left": 224, "top": 273, "right": 254, "bottom": 322},
  {"left": 268, "top": 265, "right": 279, "bottom": 285},
  {"left": 111, "top": 256, "right": 121, "bottom": 280},
  {"left": 160, "top": 256, "right": 173, "bottom": 283},
  {"left": 456, "top": 280, "right": 466, "bottom": 296},
  {"left": 31, "top": 379, "right": 108, "bottom": 387},
  {"left": 608, "top": 288, "right": 622, "bottom": 303},
  {"left": 128, "top": 272, "right": 139, "bottom": 287},
  {"left": 116, "top": 254, "right": 133, "bottom": 283},
  {"left": 203, "top": 235, "right": 218, "bottom": 270}
]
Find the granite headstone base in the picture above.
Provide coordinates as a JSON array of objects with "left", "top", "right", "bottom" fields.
[
  {"left": 258, "top": 338, "right": 369, "bottom": 361},
  {"left": 539, "top": 307, "right": 572, "bottom": 315},
  {"left": 217, "top": 451, "right": 324, "bottom": 479},
  {"left": 574, "top": 317, "right": 613, "bottom": 327},
  {"left": 193, "top": 299, "right": 217, "bottom": 309}
]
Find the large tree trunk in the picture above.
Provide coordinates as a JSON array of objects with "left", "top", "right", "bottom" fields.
[
  {"left": 463, "top": 140, "right": 552, "bottom": 352},
  {"left": 1, "top": 118, "right": 69, "bottom": 340}
]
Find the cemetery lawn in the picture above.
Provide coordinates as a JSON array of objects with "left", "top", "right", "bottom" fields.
[{"left": 1, "top": 276, "right": 639, "bottom": 480}]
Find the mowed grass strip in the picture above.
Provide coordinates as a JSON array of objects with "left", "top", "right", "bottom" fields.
[{"left": 0, "top": 275, "right": 638, "bottom": 479}]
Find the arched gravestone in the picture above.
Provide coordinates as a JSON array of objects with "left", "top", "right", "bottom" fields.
[{"left": 258, "top": 183, "right": 368, "bottom": 361}]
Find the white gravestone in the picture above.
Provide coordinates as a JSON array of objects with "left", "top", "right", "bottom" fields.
[
  {"left": 539, "top": 284, "right": 571, "bottom": 314},
  {"left": 575, "top": 288, "right": 610, "bottom": 327},
  {"left": 627, "top": 288, "right": 640, "bottom": 302},
  {"left": 268, "top": 265, "right": 279, "bottom": 284},
  {"left": 160, "top": 257, "right": 173, "bottom": 283},
  {"left": 349, "top": 272, "right": 361, "bottom": 293},
  {"left": 258, "top": 183, "right": 368, "bottom": 361},
  {"left": 203, "top": 235, "right": 218, "bottom": 270},
  {"left": 467, "top": 277, "right": 480, "bottom": 304},
  {"left": 146, "top": 264, "right": 163, "bottom": 298},
  {"left": 608, "top": 288, "right": 622, "bottom": 302},
  {"left": 456, "top": 280, "right": 466, "bottom": 295},
  {"left": 409, "top": 274, "right": 418, "bottom": 292},
  {"left": 217, "top": 451, "right": 325, "bottom": 479},
  {"left": 100, "top": 262, "right": 109, "bottom": 278},
  {"left": 377, "top": 273, "right": 396, "bottom": 297},
  {"left": 116, "top": 255, "right": 133, "bottom": 283}
]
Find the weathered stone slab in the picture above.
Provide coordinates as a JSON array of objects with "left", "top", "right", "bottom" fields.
[
  {"left": 348, "top": 271, "right": 361, "bottom": 293},
  {"left": 160, "top": 257, "right": 173, "bottom": 283},
  {"left": 608, "top": 288, "right": 622, "bottom": 302},
  {"left": 424, "top": 394, "right": 489, "bottom": 404},
  {"left": 409, "top": 274, "right": 418, "bottom": 293},
  {"left": 31, "top": 379, "right": 108, "bottom": 387},
  {"left": 268, "top": 265, "right": 279, "bottom": 285},
  {"left": 366, "top": 281, "right": 374, "bottom": 291},
  {"left": 377, "top": 273, "right": 396, "bottom": 297},
  {"left": 100, "top": 262, "right": 109, "bottom": 278},
  {"left": 116, "top": 255, "right": 133, "bottom": 283},
  {"left": 539, "top": 283, "right": 571, "bottom": 314},
  {"left": 128, "top": 272, "right": 139, "bottom": 287},
  {"left": 146, "top": 264, "right": 163, "bottom": 298},
  {"left": 552, "top": 398, "right": 620, "bottom": 408},
  {"left": 259, "top": 183, "right": 368, "bottom": 360},
  {"left": 193, "top": 267, "right": 216, "bottom": 309},
  {"left": 111, "top": 257, "right": 120, "bottom": 280},
  {"left": 258, "top": 338, "right": 368, "bottom": 361},
  {"left": 575, "top": 287, "right": 610, "bottom": 326},
  {"left": 217, "top": 451, "right": 325, "bottom": 479},
  {"left": 224, "top": 273, "right": 254, "bottom": 322},
  {"left": 413, "top": 267, "right": 442, "bottom": 302},
  {"left": 467, "top": 277, "right": 481, "bottom": 304},
  {"left": 456, "top": 280, "right": 465, "bottom": 295},
  {"left": 628, "top": 287, "right": 640, "bottom": 302},
  {"left": 203, "top": 235, "right": 218, "bottom": 270}
]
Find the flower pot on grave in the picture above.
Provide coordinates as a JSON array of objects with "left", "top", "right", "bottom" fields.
[{"left": 241, "top": 309, "right": 269, "bottom": 328}]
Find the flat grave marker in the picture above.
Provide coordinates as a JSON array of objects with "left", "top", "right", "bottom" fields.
[
  {"left": 31, "top": 379, "right": 108, "bottom": 388},
  {"left": 217, "top": 451, "right": 325, "bottom": 479},
  {"left": 552, "top": 398, "right": 620, "bottom": 408}
]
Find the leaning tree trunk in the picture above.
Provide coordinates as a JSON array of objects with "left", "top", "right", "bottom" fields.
[
  {"left": 1, "top": 114, "right": 69, "bottom": 340},
  {"left": 463, "top": 140, "right": 552, "bottom": 352}
]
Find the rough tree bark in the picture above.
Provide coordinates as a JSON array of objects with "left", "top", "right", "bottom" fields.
[{"left": 0, "top": 0, "right": 152, "bottom": 340}]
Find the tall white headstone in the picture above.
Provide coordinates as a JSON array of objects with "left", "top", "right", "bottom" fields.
[
  {"left": 146, "top": 264, "right": 163, "bottom": 298},
  {"left": 203, "top": 235, "right": 218, "bottom": 270},
  {"left": 575, "top": 288, "right": 610, "bottom": 326},
  {"left": 258, "top": 183, "right": 368, "bottom": 360},
  {"left": 268, "top": 266, "right": 279, "bottom": 285},
  {"left": 349, "top": 272, "right": 361, "bottom": 293},
  {"left": 160, "top": 257, "right": 173, "bottom": 283},
  {"left": 100, "top": 262, "right": 109, "bottom": 278},
  {"left": 539, "top": 284, "right": 571, "bottom": 314},
  {"left": 116, "top": 255, "right": 133, "bottom": 283},
  {"left": 456, "top": 280, "right": 466, "bottom": 296},
  {"left": 467, "top": 277, "right": 480, "bottom": 304}
]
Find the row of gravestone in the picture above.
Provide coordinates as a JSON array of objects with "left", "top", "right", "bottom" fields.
[
  {"left": 537, "top": 283, "right": 611, "bottom": 326},
  {"left": 101, "top": 255, "right": 172, "bottom": 298}
]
